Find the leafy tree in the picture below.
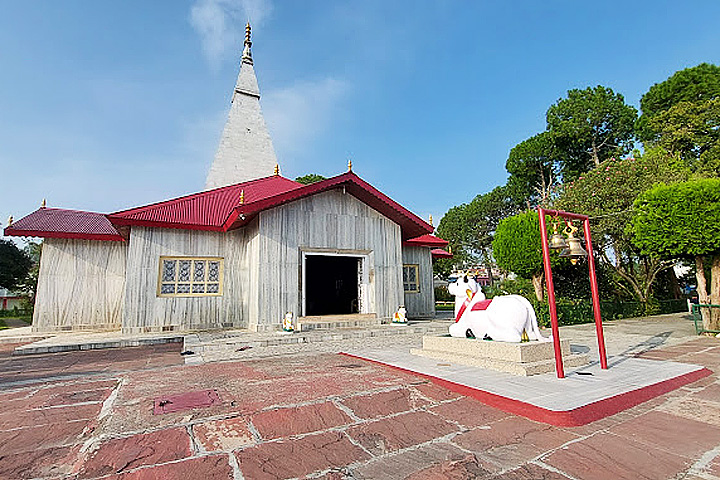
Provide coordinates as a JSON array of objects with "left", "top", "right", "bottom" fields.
[
  {"left": 557, "top": 153, "right": 688, "bottom": 307},
  {"left": 434, "top": 186, "right": 522, "bottom": 279},
  {"left": 637, "top": 63, "right": 720, "bottom": 141},
  {"left": 547, "top": 86, "right": 638, "bottom": 178},
  {"left": 632, "top": 178, "right": 720, "bottom": 330},
  {"left": 435, "top": 204, "right": 474, "bottom": 278},
  {"left": 15, "top": 241, "right": 42, "bottom": 306},
  {"left": 0, "top": 239, "right": 32, "bottom": 290},
  {"left": 647, "top": 98, "right": 720, "bottom": 176},
  {"left": 492, "top": 210, "right": 549, "bottom": 301},
  {"left": 505, "top": 132, "right": 561, "bottom": 207},
  {"left": 295, "top": 174, "right": 326, "bottom": 185}
]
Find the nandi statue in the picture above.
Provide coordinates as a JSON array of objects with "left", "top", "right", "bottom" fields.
[{"left": 447, "top": 275, "right": 548, "bottom": 343}]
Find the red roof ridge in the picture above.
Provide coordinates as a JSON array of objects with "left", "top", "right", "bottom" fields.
[
  {"left": 111, "top": 174, "right": 301, "bottom": 216},
  {"left": 228, "top": 171, "right": 434, "bottom": 239}
]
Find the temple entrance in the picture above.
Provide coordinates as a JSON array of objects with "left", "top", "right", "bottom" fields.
[{"left": 303, "top": 254, "right": 362, "bottom": 316}]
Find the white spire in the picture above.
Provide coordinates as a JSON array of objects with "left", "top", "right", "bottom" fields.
[{"left": 205, "top": 22, "right": 278, "bottom": 190}]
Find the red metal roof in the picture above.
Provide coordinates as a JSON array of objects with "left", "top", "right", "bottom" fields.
[
  {"left": 7, "top": 172, "right": 441, "bottom": 242},
  {"left": 431, "top": 248, "right": 453, "bottom": 258},
  {"left": 4, "top": 208, "right": 124, "bottom": 241},
  {"left": 109, "top": 175, "right": 302, "bottom": 230},
  {"left": 226, "top": 172, "right": 434, "bottom": 240},
  {"left": 404, "top": 234, "right": 449, "bottom": 248}
]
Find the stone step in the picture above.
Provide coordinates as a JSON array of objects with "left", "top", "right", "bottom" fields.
[
  {"left": 296, "top": 313, "right": 381, "bottom": 332},
  {"left": 192, "top": 322, "right": 451, "bottom": 349}
]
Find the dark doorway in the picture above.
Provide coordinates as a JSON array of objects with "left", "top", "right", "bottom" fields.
[{"left": 305, "top": 255, "right": 359, "bottom": 316}]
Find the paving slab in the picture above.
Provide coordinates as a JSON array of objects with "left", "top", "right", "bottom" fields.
[{"left": 342, "top": 348, "right": 710, "bottom": 426}]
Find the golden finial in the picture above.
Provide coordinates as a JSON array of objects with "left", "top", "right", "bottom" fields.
[
  {"left": 7, "top": 215, "right": 13, "bottom": 227},
  {"left": 448, "top": 245, "right": 452, "bottom": 255},
  {"left": 239, "top": 190, "right": 245, "bottom": 205},
  {"left": 274, "top": 164, "right": 280, "bottom": 176},
  {"left": 428, "top": 214, "right": 433, "bottom": 226},
  {"left": 41, "top": 198, "right": 47, "bottom": 209},
  {"left": 347, "top": 159, "right": 353, "bottom": 172},
  {"left": 242, "top": 22, "right": 253, "bottom": 64}
]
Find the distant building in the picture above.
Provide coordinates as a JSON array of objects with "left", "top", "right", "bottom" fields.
[
  {"left": 5, "top": 25, "right": 448, "bottom": 334},
  {"left": 0, "top": 287, "right": 23, "bottom": 311}
]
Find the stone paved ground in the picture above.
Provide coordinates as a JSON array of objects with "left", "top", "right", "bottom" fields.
[{"left": 1, "top": 317, "right": 719, "bottom": 479}]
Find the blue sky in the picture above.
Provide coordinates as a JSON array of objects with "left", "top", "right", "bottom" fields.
[{"left": 2, "top": 1, "right": 719, "bottom": 239}]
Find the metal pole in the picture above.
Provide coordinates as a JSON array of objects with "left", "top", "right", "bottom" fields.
[
  {"left": 583, "top": 218, "right": 608, "bottom": 369},
  {"left": 538, "top": 207, "right": 564, "bottom": 378}
]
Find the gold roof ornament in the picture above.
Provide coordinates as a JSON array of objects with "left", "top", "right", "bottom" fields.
[
  {"left": 239, "top": 190, "right": 245, "bottom": 205},
  {"left": 41, "top": 198, "right": 47, "bottom": 209},
  {"left": 7, "top": 215, "right": 13, "bottom": 227},
  {"left": 347, "top": 159, "right": 353, "bottom": 172},
  {"left": 428, "top": 214, "right": 433, "bottom": 226},
  {"left": 274, "top": 164, "right": 280, "bottom": 176},
  {"left": 241, "top": 22, "right": 253, "bottom": 64}
]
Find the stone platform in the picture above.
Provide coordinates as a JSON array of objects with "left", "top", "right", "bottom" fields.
[{"left": 410, "top": 335, "right": 589, "bottom": 376}]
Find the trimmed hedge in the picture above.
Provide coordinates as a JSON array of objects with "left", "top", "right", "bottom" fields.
[
  {"left": 435, "top": 299, "right": 688, "bottom": 326},
  {"left": 0, "top": 307, "right": 33, "bottom": 318},
  {"left": 531, "top": 299, "right": 688, "bottom": 327}
]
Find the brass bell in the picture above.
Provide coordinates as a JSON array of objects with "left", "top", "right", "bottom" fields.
[
  {"left": 559, "top": 222, "right": 588, "bottom": 265},
  {"left": 548, "top": 220, "right": 567, "bottom": 250},
  {"left": 548, "top": 220, "right": 568, "bottom": 250}
]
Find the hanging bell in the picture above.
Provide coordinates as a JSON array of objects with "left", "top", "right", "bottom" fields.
[
  {"left": 548, "top": 220, "right": 568, "bottom": 250},
  {"left": 565, "top": 237, "right": 588, "bottom": 264},
  {"left": 558, "top": 222, "right": 588, "bottom": 264}
]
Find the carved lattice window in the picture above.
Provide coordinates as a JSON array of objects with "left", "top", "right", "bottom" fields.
[
  {"left": 403, "top": 264, "right": 420, "bottom": 293},
  {"left": 158, "top": 257, "right": 223, "bottom": 297}
]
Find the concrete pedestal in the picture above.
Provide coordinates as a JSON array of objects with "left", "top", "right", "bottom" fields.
[{"left": 410, "top": 335, "right": 589, "bottom": 376}]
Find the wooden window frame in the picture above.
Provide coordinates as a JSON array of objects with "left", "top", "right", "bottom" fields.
[
  {"left": 157, "top": 256, "right": 224, "bottom": 298},
  {"left": 403, "top": 264, "right": 420, "bottom": 293}
]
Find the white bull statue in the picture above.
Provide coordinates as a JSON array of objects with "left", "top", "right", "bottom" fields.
[{"left": 447, "top": 275, "right": 548, "bottom": 343}]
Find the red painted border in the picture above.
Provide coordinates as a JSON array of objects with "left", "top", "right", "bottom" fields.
[{"left": 340, "top": 352, "right": 712, "bottom": 427}]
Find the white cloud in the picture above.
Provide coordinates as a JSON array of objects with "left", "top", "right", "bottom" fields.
[
  {"left": 190, "top": 0, "right": 273, "bottom": 68},
  {"left": 262, "top": 77, "right": 350, "bottom": 157}
]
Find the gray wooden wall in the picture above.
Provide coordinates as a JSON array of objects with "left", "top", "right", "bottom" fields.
[
  {"left": 33, "top": 239, "right": 127, "bottom": 332},
  {"left": 256, "top": 189, "right": 404, "bottom": 328},
  {"left": 121, "top": 222, "right": 259, "bottom": 334},
  {"left": 401, "top": 245, "right": 435, "bottom": 318}
]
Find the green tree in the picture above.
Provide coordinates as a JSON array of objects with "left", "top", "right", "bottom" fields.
[
  {"left": 15, "top": 241, "right": 42, "bottom": 306},
  {"left": 295, "top": 174, "right": 326, "bottom": 185},
  {"left": 647, "top": 98, "right": 720, "bottom": 176},
  {"left": 0, "top": 239, "right": 32, "bottom": 290},
  {"left": 637, "top": 63, "right": 720, "bottom": 141},
  {"left": 435, "top": 204, "right": 474, "bottom": 278},
  {"left": 492, "top": 210, "right": 548, "bottom": 301},
  {"left": 505, "top": 132, "right": 561, "bottom": 207},
  {"left": 557, "top": 153, "right": 688, "bottom": 307},
  {"left": 435, "top": 186, "right": 522, "bottom": 280},
  {"left": 547, "top": 86, "right": 638, "bottom": 178},
  {"left": 632, "top": 178, "right": 720, "bottom": 330}
]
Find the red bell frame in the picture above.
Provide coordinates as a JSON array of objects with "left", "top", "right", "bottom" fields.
[{"left": 537, "top": 207, "right": 608, "bottom": 378}]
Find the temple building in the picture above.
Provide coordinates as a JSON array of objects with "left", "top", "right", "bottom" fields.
[{"left": 4, "top": 25, "right": 449, "bottom": 334}]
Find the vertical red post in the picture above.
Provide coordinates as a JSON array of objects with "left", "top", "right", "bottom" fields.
[
  {"left": 538, "top": 207, "right": 565, "bottom": 378},
  {"left": 583, "top": 219, "right": 608, "bottom": 369}
]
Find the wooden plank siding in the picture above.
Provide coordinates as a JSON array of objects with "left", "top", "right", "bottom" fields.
[
  {"left": 33, "top": 239, "right": 127, "bottom": 332},
  {"left": 256, "top": 189, "right": 403, "bottom": 329},
  {"left": 401, "top": 245, "right": 435, "bottom": 318},
  {"left": 121, "top": 222, "right": 259, "bottom": 334}
]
